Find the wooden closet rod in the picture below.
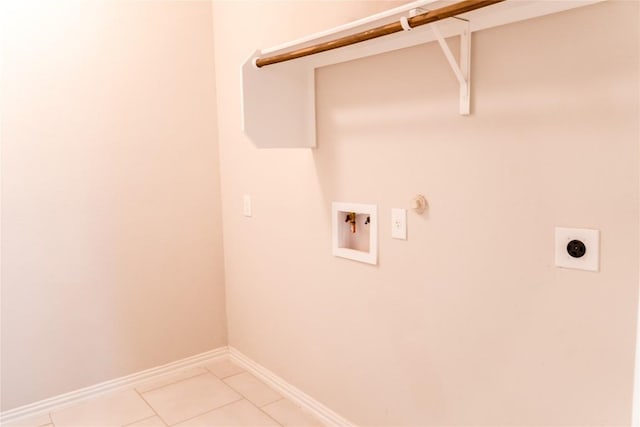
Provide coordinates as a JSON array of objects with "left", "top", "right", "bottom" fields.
[{"left": 255, "top": 0, "right": 505, "bottom": 68}]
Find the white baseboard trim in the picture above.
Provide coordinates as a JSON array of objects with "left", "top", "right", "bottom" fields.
[
  {"left": 229, "top": 347, "right": 354, "bottom": 427},
  {"left": 0, "top": 346, "right": 228, "bottom": 424},
  {"left": 1, "top": 346, "right": 352, "bottom": 427}
]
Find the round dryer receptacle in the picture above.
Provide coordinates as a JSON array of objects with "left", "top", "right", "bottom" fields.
[{"left": 567, "top": 239, "right": 586, "bottom": 258}]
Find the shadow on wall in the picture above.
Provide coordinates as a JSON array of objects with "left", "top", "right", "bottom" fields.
[{"left": 312, "top": 39, "right": 459, "bottom": 220}]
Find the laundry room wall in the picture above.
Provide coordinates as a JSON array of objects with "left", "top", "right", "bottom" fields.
[
  {"left": 1, "top": 0, "right": 226, "bottom": 410},
  {"left": 212, "top": 1, "right": 640, "bottom": 425}
]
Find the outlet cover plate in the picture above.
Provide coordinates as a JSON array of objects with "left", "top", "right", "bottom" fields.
[{"left": 555, "top": 227, "right": 599, "bottom": 272}]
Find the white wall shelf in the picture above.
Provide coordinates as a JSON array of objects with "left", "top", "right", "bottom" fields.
[{"left": 241, "top": 0, "right": 604, "bottom": 149}]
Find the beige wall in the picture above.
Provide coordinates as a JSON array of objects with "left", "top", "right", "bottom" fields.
[
  {"left": 213, "top": 1, "right": 639, "bottom": 425},
  {"left": 1, "top": 1, "right": 226, "bottom": 411},
  {"left": 2, "top": 0, "right": 638, "bottom": 422}
]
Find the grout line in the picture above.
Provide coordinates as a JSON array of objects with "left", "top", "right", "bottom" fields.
[
  {"left": 219, "top": 371, "right": 247, "bottom": 381},
  {"left": 135, "top": 370, "right": 211, "bottom": 394},
  {"left": 245, "top": 397, "right": 285, "bottom": 427},
  {"left": 262, "top": 397, "right": 286, "bottom": 408},
  {"left": 163, "top": 397, "right": 244, "bottom": 426},
  {"left": 8, "top": 412, "right": 55, "bottom": 427},
  {"left": 203, "top": 365, "right": 246, "bottom": 380},
  {"left": 262, "top": 398, "right": 325, "bottom": 426},
  {"left": 133, "top": 388, "right": 166, "bottom": 426},
  {"left": 121, "top": 414, "right": 165, "bottom": 427},
  {"left": 48, "top": 411, "right": 58, "bottom": 426},
  {"left": 258, "top": 396, "right": 285, "bottom": 409},
  {"left": 220, "top": 372, "right": 282, "bottom": 408}
]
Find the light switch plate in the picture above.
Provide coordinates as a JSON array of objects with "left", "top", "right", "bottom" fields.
[
  {"left": 555, "top": 227, "right": 599, "bottom": 272},
  {"left": 391, "top": 208, "right": 407, "bottom": 240},
  {"left": 243, "top": 195, "right": 252, "bottom": 217}
]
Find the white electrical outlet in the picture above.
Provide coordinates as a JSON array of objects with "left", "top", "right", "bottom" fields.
[
  {"left": 555, "top": 227, "right": 599, "bottom": 272},
  {"left": 391, "top": 208, "right": 407, "bottom": 240}
]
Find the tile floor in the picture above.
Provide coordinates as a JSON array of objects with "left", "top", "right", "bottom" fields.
[{"left": 6, "top": 360, "right": 324, "bottom": 427}]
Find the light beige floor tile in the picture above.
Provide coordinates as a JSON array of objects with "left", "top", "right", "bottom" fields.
[
  {"left": 3, "top": 413, "right": 52, "bottom": 426},
  {"left": 261, "top": 399, "right": 323, "bottom": 427},
  {"left": 136, "top": 367, "right": 208, "bottom": 393},
  {"left": 50, "top": 389, "right": 155, "bottom": 427},
  {"left": 223, "top": 372, "right": 281, "bottom": 407},
  {"left": 141, "top": 373, "right": 242, "bottom": 425},
  {"left": 203, "top": 359, "right": 244, "bottom": 379},
  {"left": 175, "top": 399, "right": 280, "bottom": 426},
  {"left": 123, "top": 415, "right": 167, "bottom": 426}
]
